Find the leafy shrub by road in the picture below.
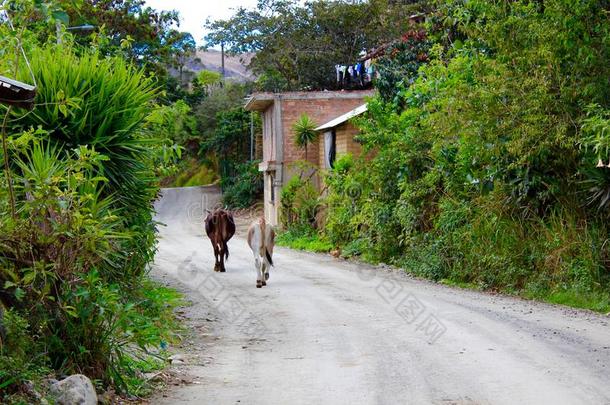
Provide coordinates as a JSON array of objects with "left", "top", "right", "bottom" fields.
[
  {"left": 221, "top": 160, "right": 263, "bottom": 208},
  {"left": 0, "top": 46, "right": 183, "bottom": 399},
  {"left": 321, "top": 0, "right": 610, "bottom": 312}
]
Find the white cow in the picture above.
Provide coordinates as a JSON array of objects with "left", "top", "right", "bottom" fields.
[{"left": 247, "top": 217, "right": 275, "bottom": 288}]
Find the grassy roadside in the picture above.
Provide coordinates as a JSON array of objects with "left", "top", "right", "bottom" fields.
[
  {"left": 276, "top": 228, "right": 610, "bottom": 314},
  {"left": 1, "top": 280, "right": 184, "bottom": 404},
  {"left": 275, "top": 229, "right": 333, "bottom": 253},
  {"left": 162, "top": 159, "right": 218, "bottom": 188}
]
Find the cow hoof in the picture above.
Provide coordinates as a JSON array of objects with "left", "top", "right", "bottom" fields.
[
  {"left": 220, "top": 268, "right": 226, "bottom": 273},
  {"left": 256, "top": 283, "right": 262, "bottom": 288},
  {"left": 261, "top": 281, "right": 266, "bottom": 286}
]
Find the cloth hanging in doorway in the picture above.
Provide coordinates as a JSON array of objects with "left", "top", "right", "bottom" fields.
[{"left": 324, "top": 130, "right": 336, "bottom": 169}]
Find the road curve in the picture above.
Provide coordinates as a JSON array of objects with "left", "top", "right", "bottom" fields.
[{"left": 151, "top": 186, "right": 610, "bottom": 405}]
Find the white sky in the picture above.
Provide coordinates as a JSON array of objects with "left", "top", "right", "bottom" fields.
[{"left": 146, "top": 0, "right": 259, "bottom": 46}]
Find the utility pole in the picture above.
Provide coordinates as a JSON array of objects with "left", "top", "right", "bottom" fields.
[
  {"left": 250, "top": 111, "right": 254, "bottom": 161},
  {"left": 221, "top": 42, "right": 226, "bottom": 79}
]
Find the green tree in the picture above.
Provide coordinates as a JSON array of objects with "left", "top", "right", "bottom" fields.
[
  {"left": 166, "top": 30, "right": 197, "bottom": 85},
  {"left": 195, "top": 82, "right": 253, "bottom": 150},
  {"left": 374, "top": 29, "right": 431, "bottom": 104},
  {"left": 197, "top": 69, "right": 222, "bottom": 87},
  {"left": 66, "top": 0, "right": 179, "bottom": 66},
  {"left": 205, "top": 0, "right": 428, "bottom": 90}
]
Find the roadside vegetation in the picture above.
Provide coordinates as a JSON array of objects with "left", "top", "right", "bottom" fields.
[
  {"left": 0, "top": 0, "right": 189, "bottom": 402},
  {"left": 276, "top": 229, "right": 333, "bottom": 253},
  {"left": 271, "top": 0, "right": 610, "bottom": 313},
  {"left": 163, "top": 159, "right": 218, "bottom": 188},
  {"left": 163, "top": 73, "right": 264, "bottom": 207},
  {"left": 2, "top": 0, "right": 608, "bottom": 400}
]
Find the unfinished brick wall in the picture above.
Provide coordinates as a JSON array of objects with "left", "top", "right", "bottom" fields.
[
  {"left": 262, "top": 106, "right": 276, "bottom": 163},
  {"left": 255, "top": 132, "right": 263, "bottom": 160},
  {"left": 318, "top": 122, "right": 364, "bottom": 169},
  {"left": 336, "top": 122, "right": 363, "bottom": 157},
  {"left": 281, "top": 95, "right": 369, "bottom": 168}
]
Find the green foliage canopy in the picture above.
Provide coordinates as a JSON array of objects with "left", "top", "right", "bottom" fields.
[
  {"left": 205, "top": 0, "right": 428, "bottom": 90},
  {"left": 322, "top": 0, "right": 610, "bottom": 310}
]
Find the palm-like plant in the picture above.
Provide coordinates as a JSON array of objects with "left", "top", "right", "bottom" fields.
[
  {"left": 293, "top": 113, "right": 318, "bottom": 160},
  {"left": 4, "top": 45, "right": 159, "bottom": 278},
  {"left": 7, "top": 46, "right": 158, "bottom": 214}
]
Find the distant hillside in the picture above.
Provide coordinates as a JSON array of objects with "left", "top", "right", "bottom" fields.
[{"left": 178, "top": 50, "right": 255, "bottom": 83}]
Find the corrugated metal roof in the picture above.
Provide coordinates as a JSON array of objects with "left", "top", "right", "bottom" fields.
[{"left": 315, "top": 103, "right": 368, "bottom": 131}]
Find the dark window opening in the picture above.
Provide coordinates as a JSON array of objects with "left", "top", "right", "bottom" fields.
[{"left": 269, "top": 173, "right": 275, "bottom": 203}]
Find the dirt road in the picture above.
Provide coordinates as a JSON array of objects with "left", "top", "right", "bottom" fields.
[{"left": 150, "top": 186, "right": 610, "bottom": 405}]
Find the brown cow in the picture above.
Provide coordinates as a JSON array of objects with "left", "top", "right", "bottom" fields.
[{"left": 204, "top": 209, "right": 236, "bottom": 272}]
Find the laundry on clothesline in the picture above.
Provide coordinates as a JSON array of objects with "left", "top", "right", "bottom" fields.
[{"left": 335, "top": 58, "right": 376, "bottom": 87}]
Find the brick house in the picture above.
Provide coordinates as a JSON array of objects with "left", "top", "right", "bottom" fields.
[
  {"left": 244, "top": 90, "right": 374, "bottom": 225},
  {"left": 315, "top": 103, "right": 368, "bottom": 170}
]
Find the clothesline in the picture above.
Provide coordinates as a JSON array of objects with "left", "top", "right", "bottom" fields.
[{"left": 335, "top": 57, "right": 377, "bottom": 87}]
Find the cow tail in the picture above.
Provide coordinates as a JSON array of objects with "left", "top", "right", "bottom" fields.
[{"left": 265, "top": 249, "right": 273, "bottom": 267}]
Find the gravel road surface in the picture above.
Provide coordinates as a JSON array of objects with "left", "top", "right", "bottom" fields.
[{"left": 150, "top": 186, "right": 610, "bottom": 405}]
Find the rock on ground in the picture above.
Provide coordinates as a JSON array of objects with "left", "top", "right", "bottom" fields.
[{"left": 49, "top": 374, "right": 97, "bottom": 405}]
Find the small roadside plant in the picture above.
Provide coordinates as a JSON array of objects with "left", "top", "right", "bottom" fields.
[
  {"left": 280, "top": 161, "right": 321, "bottom": 230},
  {"left": 276, "top": 161, "right": 331, "bottom": 251},
  {"left": 293, "top": 114, "right": 318, "bottom": 160}
]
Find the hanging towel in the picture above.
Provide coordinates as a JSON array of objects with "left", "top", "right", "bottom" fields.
[{"left": 324, "top": 131, "right": 336, "bottom": 169}]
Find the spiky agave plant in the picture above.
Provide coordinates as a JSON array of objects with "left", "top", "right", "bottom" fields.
[
  {"left": 293, "top": 113, "right": 318, "bottom": 160},
  {"left": 5, "top": 45, "right": 159, "bottom": 280}
]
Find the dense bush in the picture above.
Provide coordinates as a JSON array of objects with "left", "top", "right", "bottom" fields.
[
  {"left": 0, "top": 138, "right": 181, "bottom": 393},
  {"left": 0, "top": 309, "right": 49, "bottom": 398},
  {"left": 374, "top": 29, "right": 431, "bottom": 104},
  {"left": 144, "top": 100, "right": 192, "bottom": 178},
  {"left": 323, "top": 0, "right": 610, "bottom": 310},
  {"left": 196, "top": 97, "right": 263, "bottom": 208},
  {"left": 221, "top": 160, "right": 263, "bottom": 209},
  {"left": 7, "top": 46, "right": 160, "bottom": 281},
  {"left": 276, "top": 162, "right": 331, "bottom": 253},
  {"left": 0, "top": 45, "right": 182, "bottom": 397}
]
